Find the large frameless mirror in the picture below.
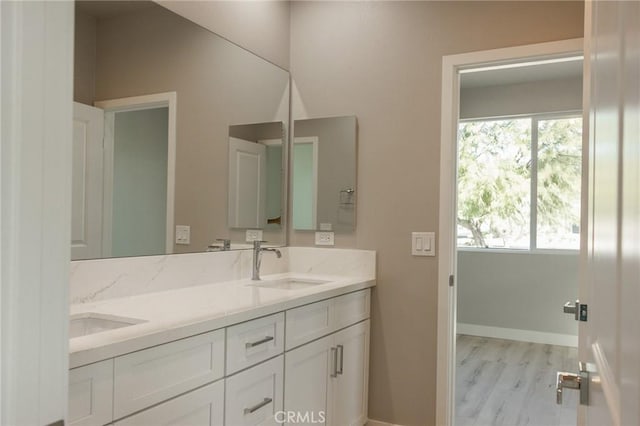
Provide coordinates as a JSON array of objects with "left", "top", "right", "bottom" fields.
[{"left": 71, "top": 0, "right": 289, "bottom": 260}]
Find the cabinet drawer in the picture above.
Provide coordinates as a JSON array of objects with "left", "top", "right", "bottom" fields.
[
  {"left": 69, "top": 359, "right": 114, "bottom": 426},
  {"left": 114, "top": 379, "right": 224, "bottom": 426},
  {"left": 114, "top": 329, "right": 225, "bottom": 419},
  {"left": 226, "top": 312, "right": 284, "bottom": 374},
  {"left": 285, "top": 290, "right": 370, "bottom": 350},
  {"left": 333, "top": 289, "right": 370, "bottom": 331},
  {"left": 225, "top": 355, "right": 284, "bottom": 426},
  {"left": 286, "top": 299, "right": 332, "bottom": 350}
]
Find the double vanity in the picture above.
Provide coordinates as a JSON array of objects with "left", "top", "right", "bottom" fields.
[{"left": 68, "top": 247, "right": 375, "bottom": 426}]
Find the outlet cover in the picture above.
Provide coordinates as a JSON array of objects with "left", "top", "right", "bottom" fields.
[
  {"left": 315, "top": 231, "right": 335, "bottom": 246},
  {"left": 246, "top": 229, "right": 263, "bottom": 242},
  {"left": 175, "top": 225, "right": 190, "bottom": 245}
]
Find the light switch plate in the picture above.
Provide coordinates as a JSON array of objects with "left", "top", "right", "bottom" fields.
[
  {"left": 315, "top": 231, "right": 335, "bottom": 246},
  {"left": 245, "top": 229, "right": 263, "bottom": 242},
  {"left": 175, "top": 225, "right": 190, "bottom": 245},
  {"left": 412, "top": 232, "right": 435, "bottom": 256}
]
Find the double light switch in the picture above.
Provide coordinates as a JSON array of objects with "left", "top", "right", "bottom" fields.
[{"left": 412, "top": 232, "right": 435, "bottom": 256}]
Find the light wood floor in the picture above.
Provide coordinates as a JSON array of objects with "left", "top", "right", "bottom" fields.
[{"left": 455, "top": 335, "right": 578, "bottom": 426}]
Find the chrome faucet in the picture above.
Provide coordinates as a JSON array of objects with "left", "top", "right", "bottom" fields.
[
  {"left": 252, "top": 240, "right": 282, "bottom": 281},
  {"left": 206, "top": 239, "right": 231, "bottom": 252}
]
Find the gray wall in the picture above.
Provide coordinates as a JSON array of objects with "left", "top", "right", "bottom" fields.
[
  {"left": 457, "top": 250, "right": 579, "bottom": 335},
  {"left": 460, "top": 76, "right": 583, "bottom": 119},
  {"left": 288, "top": 2, "right": 584, "bottom": 424}
]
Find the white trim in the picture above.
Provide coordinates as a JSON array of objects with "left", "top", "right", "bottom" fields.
[
  {"left": 1, "top": 1, "right": 73, "bottom": 424},
  {"left": 436, "top": 38, "right": 584, "bottom": 426},
  {"left": 293, "top": 136, "right": 319, "bottom": 230},
  {"left": 457, "top": 323, "right": 578, "bottom": 347},
  {"left": 95, "top": 92, "right": 177, "bottom": 255}
]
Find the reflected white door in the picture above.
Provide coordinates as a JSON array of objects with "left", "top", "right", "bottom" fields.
[
  {"left": 581, "top": 1, "right": 640, "bottom": 425},
  {"left": 228, "top": 137, "right": 267, "bottom": 229},
  {"left": 71, "top": 102, "right": 104, "bottom": 260}
]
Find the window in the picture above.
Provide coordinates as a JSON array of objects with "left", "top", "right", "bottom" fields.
[{"left": 457, "top": 114, "right": 582, "bottom": 250}]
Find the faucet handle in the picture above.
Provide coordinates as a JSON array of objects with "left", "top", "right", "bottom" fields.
[{"left": 216, "top": 239, "right": 231, "bottom": 250}]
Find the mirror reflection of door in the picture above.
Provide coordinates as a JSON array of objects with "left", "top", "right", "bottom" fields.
[
  {"left": 228, "top": 137, "right": 267, "bottom": 229},
  {"left": 71, "top": 102, "right": 104, "bottom": 260},
  {"left": 227, "top": 122, "right": 284, "bottom": 231},
  {"left": 292, "top": 137, "right": 319, "bottom": 230},
  {"left": 71, "top": 97, "right": 174, "bottom": 261}
]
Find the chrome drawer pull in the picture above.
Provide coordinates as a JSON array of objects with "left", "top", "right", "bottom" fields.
[
  {"left": 337, "top": 344, "right": 344, "bottom": 375},
  {"left": 330, "top": 347, "right": 338, "bottom": 377},
  {"left": 245, "top": 336, "right": 274, "bottom": 349},
  {"left": 244, "top": 397, "right": 273, "bottom": 414}
]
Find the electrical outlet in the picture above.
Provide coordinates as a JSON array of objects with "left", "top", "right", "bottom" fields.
[
  {"left": 175, "top": 225, "right": 190, "bottom": 245},
  {"left": 245, "top": 229, "right": 263, "bottom": 242},
  {"left": 315, "top": 231, "right": 334, "bottom": 246}
]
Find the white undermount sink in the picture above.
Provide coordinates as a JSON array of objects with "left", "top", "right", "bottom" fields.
[
  {"left": 248, "top": 277, "right": 331, "bottom": 290},
  {"left": 69, "top": 313, "right": 146, "bottom": 339}
]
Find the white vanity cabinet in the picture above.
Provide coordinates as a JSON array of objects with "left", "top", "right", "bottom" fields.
[{"left": 69, "top": 288, "right": 372, "bottom": 426}]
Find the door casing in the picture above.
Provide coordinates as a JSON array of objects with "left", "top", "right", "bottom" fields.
[{"left": 436, "top": 38, "right": 585, "bottom": 426}]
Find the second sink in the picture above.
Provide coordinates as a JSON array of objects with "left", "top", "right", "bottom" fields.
[{"left": 70, "top": 313, "right": 146, "bottom": 339}]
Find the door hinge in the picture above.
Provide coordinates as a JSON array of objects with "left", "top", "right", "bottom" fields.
[
  {"left": 563, "top": 300, "right": 588, "bottom": 321},
  {"left": 449, "top": 274, "right": 454, "bottom": 287}
]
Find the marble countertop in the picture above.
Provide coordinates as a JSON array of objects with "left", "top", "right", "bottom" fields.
[{"left": 69, "top": 272, "right": 375, "bottom": 369}]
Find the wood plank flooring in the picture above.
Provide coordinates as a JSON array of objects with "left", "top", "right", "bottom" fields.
[{"left": 455, "top": 335, "right": 578, "bottom": 426}]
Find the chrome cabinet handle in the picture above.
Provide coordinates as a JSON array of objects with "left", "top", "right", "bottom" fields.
[
  {"left": 337, "top": 344, "right": 344, "bottom": 375},
  {"left": 245, "top": 336, "right": 274, "bottom": 349},
  {"left": 330, "top": 347, "right": 338, "bottom": 377},
  {"left": 244, "top": 397, "right": 273, "bottom": 414}
]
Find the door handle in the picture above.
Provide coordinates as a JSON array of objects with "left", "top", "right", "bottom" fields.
[
  {"left": 563, "top": 300, "right": 588, "bottom": 321},
  {"left": 556, "top": 362, "right": 590, "bottom": 405},
  {"left": 336, "top": 344, "right": 344, "bottom": 375}
]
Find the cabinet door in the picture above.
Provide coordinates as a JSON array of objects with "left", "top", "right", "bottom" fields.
[
  {"left": 284, "top": 334, "right": 334, "bottom": 426},
  {"left": 69, "top": 359, "right": 114, "bottom": 426},
  {"left": 331, "top": 320, "right": 370, "bottom": 426},
  {"left": 114, "top": 380, "right": 223, "bottom": 426}
]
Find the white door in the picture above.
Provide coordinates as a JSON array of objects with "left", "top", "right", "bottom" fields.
[
  {"left": 71, "top": 102, "right": 104, "bottom": 260},
  {"left": 579, "top": 1, "right": 640, "bottom": 425},
  {"left": 228, "top": 137, "right": 267, "bottom": 229},
  {"left": 331, "top": 321, "right": 369, "bottom": 426},
  {"left": 284, "top": 334, "right": 333, "bottom": 426}
]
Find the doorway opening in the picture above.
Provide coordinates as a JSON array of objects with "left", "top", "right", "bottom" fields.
[
  {"left": 71, "top": 92, "right": 177, "bottom": 260},
  {"left": 436, "top": 39, "right": 585, "bottom": 426}
]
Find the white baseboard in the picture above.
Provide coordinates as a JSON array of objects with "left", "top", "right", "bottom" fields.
[
  {"left": 367, "top": 420, "right": 404, "bottom": 426},
  {"left": 457, "top": 323, "right": 578, "bottom": 347}
]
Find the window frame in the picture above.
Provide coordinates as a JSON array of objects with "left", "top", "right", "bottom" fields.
[{"left": 457, "top": 110, "right": 582, "bottom": 253}]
